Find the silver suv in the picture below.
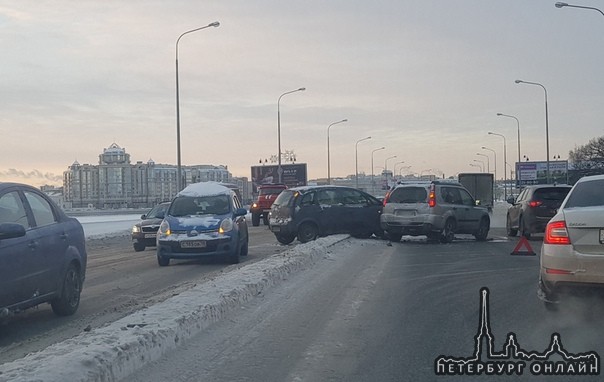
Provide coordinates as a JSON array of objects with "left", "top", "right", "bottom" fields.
[{"left": 380, "top": 180, "right": 490, "bottom": 243}]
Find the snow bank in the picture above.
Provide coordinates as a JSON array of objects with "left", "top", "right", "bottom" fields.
[
  {"left": 177, "top": 182, "right": 230, "bottom": 197},
  {"left": 0, "top": 235, "right": 348, "bottom": 382}
]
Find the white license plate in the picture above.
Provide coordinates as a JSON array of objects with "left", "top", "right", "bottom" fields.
[
  {"left": 395, "top": 210, "right": 414, "bottom": 217},
  {"left": 144, "top": 233, "right": 157, "bottom": 238},
  {"left": 180, "top": 240, "right": 206, "bottom": 248},
  {"left": 600, "top": 229, "right": 604, "bottom": 244}
]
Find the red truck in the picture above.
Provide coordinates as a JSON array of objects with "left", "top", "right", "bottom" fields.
[{"left": 250, "top": 184, "right": 287, "bottom": 226}]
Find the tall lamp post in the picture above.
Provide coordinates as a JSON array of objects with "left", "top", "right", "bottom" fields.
[
  {"left": 476, "top": 153, "right": 490, "bottom": 173},
  {"left": 488, "top": 132, "right": 507, "bottom": 200},
  {"left": 371, "top": 147, "right": 385, "bottom": 195},
  {"left": 176, "top": 21, "right": 220, "bottom": 191},
  {"left": 470, "top": 163, "right": 482, "bottom": 171},
  {"left": 327, "top": 119, "right": 348, "bottom": 184},
  {"left": 497, "top": 113, "right": 521, "bottom": 185},
  {"left": 277, "top": 87, "right": 306, "bottom": 183},
  {"left": 555, "top": 2, "right": 604, "bottom": 16},
  {"left": 394, "top": 161, "right": 405, "bottom": 180},
  {"left": 355, "top": 136, "right": 371, "bottom": 189},
  {"left": 482, "top": 146, "right": 497, "bottom": 195},
  {"left": 515, "top": 79, "right": 550, "bottom": 183},
  {"left": 473, "top": 159, "right": 485, "bottom": 173},
  {"left": 384, "top": 155, "right": 397, "bottom": 188}
]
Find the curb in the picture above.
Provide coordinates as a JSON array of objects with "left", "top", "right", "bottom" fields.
[{"left": 0, "top": 235, "right": 348, "bottom": 382}]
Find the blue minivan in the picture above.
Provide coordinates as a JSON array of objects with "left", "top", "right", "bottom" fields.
[{"left": 156, "top": 182, "right": 249, "bottom": 266}]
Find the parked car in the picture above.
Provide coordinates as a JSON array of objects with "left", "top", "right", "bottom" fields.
[
  {"left": 131, "top": 201, "right": 170, "bottom": 252},
  {"left": 250, "top": 184, "right": 287, "bottom": 226},
  {"left": 506, "top": 184, "right": 572, "bottom": 239},
  {"left": 156, "top": 182, "right": 249, "bottom": 266},
  {"left": 0, "top": 182, "right": 87, "bottom": 318},
  {"left": 380, "top": 180, "right": 490, "bottom": 243},
  {"left": 538, "top": 175, "right": 604, "bottom": 308},
  {"left": 268, "top": 185, "right": 383, "bottom": 244}
]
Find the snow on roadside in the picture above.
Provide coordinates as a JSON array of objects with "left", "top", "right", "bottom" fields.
[{"left": 0, "top": 235, "right": 349, "bottom": 382}]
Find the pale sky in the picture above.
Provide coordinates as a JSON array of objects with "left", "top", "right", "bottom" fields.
[{"left": 1, "top": 0, "right": 603, "bottom": 187}]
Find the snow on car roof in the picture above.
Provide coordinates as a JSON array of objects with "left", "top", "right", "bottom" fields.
[{"left": 177, "top": 182, "right": 232, "bottom": 197}]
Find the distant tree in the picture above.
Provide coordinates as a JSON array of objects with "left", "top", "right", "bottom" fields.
[{"left": 568, "top": 136, "right": 604, "bottom": 183}]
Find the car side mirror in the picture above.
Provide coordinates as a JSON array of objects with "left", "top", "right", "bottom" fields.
[
  {"left": 506, "top": 196, "right": 515, "bottom": 204},
  {"left": 234, "top": 208, "right": 247, "bottom": 217},
  {"left": 141, "top": 214, "right": 147, "bottom": 219},
  {"left": 0, "top": 223, "right": 26, "bottom": 240},
  {"left": 475, "top": 200, "right": 481, "bottom": 206}
]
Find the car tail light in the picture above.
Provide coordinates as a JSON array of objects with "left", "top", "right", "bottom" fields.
[
  {"left": 528, "top": 200, "right": 543, "bottom": 208},
  {"left": 428, "top": 184, "right": 436, "bottom": 207},
  {"left": 544, "top": 220, "right": 571, "bottom": 245},
  {"left": 383, "top": 191, "right": 391, "bottom": 206},
  {"left": 545, "top": 268, "right": 573, "bottom": 275}
]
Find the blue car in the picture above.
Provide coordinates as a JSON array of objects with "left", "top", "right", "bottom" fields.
[
  {"left": 0, "top": 182, "right": 87, "bottom": 318},
  {"left": 156, "top": 182, "right": 249, "bottom": 266}
]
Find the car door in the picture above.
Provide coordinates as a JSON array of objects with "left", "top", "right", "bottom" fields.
[
  {"left": 458, "top": 188, "right": 483, "bottom": 232},
  {"left": 508, "top": 188, "right": 527, "bottom": 228},
  {"left": 338, "top": 189, "right": 381, "bottom": 235},
  {"left": 311, "top": 189, "right": 342, "bottom": 235},
  {"left": 0, "top": 189, "right": 36, "bottom": 308}
]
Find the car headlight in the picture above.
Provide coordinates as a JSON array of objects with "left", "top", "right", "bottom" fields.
[
  {"left": 132, "top": 225, "right": 141, "bottom": 233},
  {"left": 159, "top": 220, "right": 171, "bottom": 236},
  {"left": 252, "top": 203, "right": 258, "bottom": 208},
  {"left": 219, "top": 218, "right": 234, "bottom": 234}
]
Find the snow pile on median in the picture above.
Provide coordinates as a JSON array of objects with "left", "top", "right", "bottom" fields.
[{"left": 0, "top": 235, "right": 348, "bottom": 382}]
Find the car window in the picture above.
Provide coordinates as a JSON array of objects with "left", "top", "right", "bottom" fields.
[
  {"left": 0, "top": 191, "right": 30, "bottom": 228},
  {"left": 389, "top": 187, "right": 427, "bottom": 203},
  {"left": 170, "top": 195, "right": 230, "bottom": 216},
  {"left": 273, "top": 190, "right": 294, "bottom": 207},
  {"left": 23, "top": 191, "right": 56, "bottom": 227},
  {"left": 316, "top": 189, "right": 338, "bottom": 206},
  {"left": 259, "top": 187, "right": 285, "bottom": 195},
  {"left": 299, "top": 191, "right": 316, "bottom": 207},
  {"left": 233, "top": 195, "right": 242, "bottom": 209},
  {"left": 458, "top": 188, "right": 475, "bottom": 206},
  {"left": 533, "top": 188, "right": 571, "bottom": 201},
  {"left": 147, "top": 203, "right": 169, "bottom": 219},
  {"left": 517, "top": 189, "right": 528, "bottom": 202},
  {"left": 564, "top": 179, "right": 604, "bottom": 208},
  {"left": 335, "top": 189, "right": 366, "bottom": 205},
  {"left": 442, "top": 187, "right": 463, "bottom": 205}
]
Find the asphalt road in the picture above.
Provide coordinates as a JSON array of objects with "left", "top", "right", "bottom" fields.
[
  {"left": 0, "top": 225, "right": 285, "bottom": 364},
  {"left": 125, "top": 229, "right": 604, "bottom": 382}
]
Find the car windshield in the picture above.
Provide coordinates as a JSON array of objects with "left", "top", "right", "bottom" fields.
[
  {"left": 564, "top": 180, "right": 604, "bottom": 208},
  {"left": 272, "top": 190, "right": 294, "bottom": 207},
  {"left": 533, "top": 187, "right": 571, "bottom": 201},
  {"left": 146, "top": 203, "right": 168, "bottom": 219},
  {"left": 389, "top": 187, "right": 427, "bottom": 203},
  {"left": 169, "top": 195, "right": 230, "bottom": 216},
  {"left": 259, "top": 187, "right": 285, "bottom": 195}
]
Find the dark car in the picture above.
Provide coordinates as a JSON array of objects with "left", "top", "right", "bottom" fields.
[
  {"left": 0, "top": 182, "right": 87, "bottom": 318},
  {"left": 156, "top": 182, "right": 249, "bottom": 266},
  {"left": 268, "top": 185, "right": 383, "bottom": 244},
  {"left": 131, "top": 202, "right": 170, "bottom": 252},
  {"left": 506, "top": 184, "right": 572, "bottom": 239}
]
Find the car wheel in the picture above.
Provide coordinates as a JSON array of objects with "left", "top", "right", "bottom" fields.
[
  {"left": 297, "top": 223, "right": 319, "bottom": 243},
  {"left": 474, "top": 217, "right": 490, "bottom": 241},
  {"left": 252, "top": 214, "right": 260, "bottom": 227},
  {"left": 386, "top": 230, "right": 403, "bottom": 242},
  {"left": 506, "top": 215, "right": 518, "bottom": 237},
  {"left": 275, "top": 233, "right": 296, "bottom": 245},
  {"left": 519, "top": 217, "right": 531, "bottom": 239},
  {"left": 51, "top": 264, "right": 82, "bottom": 316},
  {"left": 440, "top": 219, "right": 456, "bottom": 244},
  {"left": 228, "top": 243, "right": 241, "bottom": 264},
  {"left": 240, "top": 237, "right": 249, "bottom": 256},
  {"left": 133, "top": 242, "right": 145, "bottom": 252},
  {"left": 538, "top": 277, "right": 559, "bottom": 311},
  {"left": 157, "top": 251, "right": 170, "bottom": 266}
]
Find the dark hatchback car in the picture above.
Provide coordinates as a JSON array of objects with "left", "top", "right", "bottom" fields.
[
  {"left": 131, "top": 201, "right": 170, "bottom": 252},
  {"left": 506, "top": 184, "right": 572, "bottom": 239},
  {"left": 268, "top": 185, "right": 383, "bottom": 244},
  {"left": 0, "top": 182, "right": 87, "bottom": 318}
]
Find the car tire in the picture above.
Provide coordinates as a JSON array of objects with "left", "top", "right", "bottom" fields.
[
  {"left": 519, "top": 217, "right": 531, "bottom": 239},
  {"left": 474, "top": 217, "right": 490, "bottom": 241},
  {"left": 297, "top": 223, "right": 319, "bottom": 243},
  {"left": 440, "top": 219, "right": 456, "bottom": 244},
  {"left": 133, "top": 242, "right": 145, "bottom": 252},
  {"left": 252, "top": 213, "right": 260, "bottom": 227},
  {"left": 157, "top": 251, "right": 170, "bottom": 267},
  {"left": 51, "top": 264, "right": 82, "bottom": 316},
  {"left": 275, "top": 233, "right": 296, "bottom": 245},
  {"left": 506, "top": 215, "right": 518, "bottom": 237},
  {"left": 228, "top": 244, "right": 241, "bottom": 264},
  {"left": 387, "top": 230, "right": 403, "bottom": 242},
  {"left": 240, "top": 237, "right": 249, "bottom": 256}
]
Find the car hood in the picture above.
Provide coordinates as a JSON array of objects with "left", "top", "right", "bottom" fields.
[
  {"left": 165, "top": 214, "right": 226, "bottom": 231},
  {"left": 138, "top": 217, "right": 164, "bottom": 227}
]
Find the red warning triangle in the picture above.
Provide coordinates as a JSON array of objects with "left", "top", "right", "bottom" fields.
[{"left": 510, "top": 236, "right": 536, "bottom": 256}]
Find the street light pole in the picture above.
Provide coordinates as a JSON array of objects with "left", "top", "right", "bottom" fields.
[
  {"left": 176, "top": 21, "right": 220, "bottom": 192},
  {"left": 473, "top": 159, "right": 485, "bottom": 173},
  {"left": 470, "top": 163, "right": 481, "bottom": 171},
  {"left": 476, "top": 153, "right": 490, "bottom": 173},
  {"left": 355, "top": 136, "right": 371, "bottom": 189},
  {"left": 555, "top": 2, "right": 604, "bottom": 16},
  {"left": 488, "top": 131, "right": 507, "bottom": 200},
  {"left": 371, "top": 147, "right": 385, "bottom": 195},
  {"left": 497, "top": 113, "right": 521, "bottom": 185},
  {"left": 384, "top": 156, "right": 397, "bottom": 172},
  {"left": 393, "top": 161, "right": 405, "bottom": 180},
  {"left": 482, "top": 146, "right": 497, "bottom": 194},
  {"left": 327, "top": 119, "right": 348, "bottom": 184},
  {"left": 515, "top": 79, "right": 550, "bottom": 183},
  {"left": 277, "top": 87, "right": 306, "bottom": 184}
]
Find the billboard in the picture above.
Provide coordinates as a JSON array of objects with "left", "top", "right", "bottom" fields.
[
  {"left": 250, "top": 163, "right": 307, "bottom": 193},
  {"left": 516, "top": 161, "right": 568, "bottom": 186}
]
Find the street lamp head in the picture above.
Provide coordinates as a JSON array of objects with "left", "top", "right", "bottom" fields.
[
  {"left": 342, "top": 119, "right": 348, "bottom": 122},
  {"left": 298, "top": 87, "right": 306, "bottom": 91},
  {"left": 481, "top": 146, "right": 487, "bottom": 149},
  {"left": 488, "top": 131, "right": 494, "bottom": 135},
  {"left": 555, "top": 2, "right": 568, "bottom": 8},
  {"left": 514, "top": 79, "right": 523, "bottom": 84},
  {"left": 496, "top": 113, "right": 503, "bottom": 116},
  {"left": 208, "top": 21, "right": 220, "bottom": 27}
]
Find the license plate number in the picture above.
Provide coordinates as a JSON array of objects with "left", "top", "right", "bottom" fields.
[
  {"left": 144, "top": 233, "right": 157, "bottom": 238},
  {"left": 600, "top": 229, "right": 604, "bottom": 244},
  {"left": 180, "top": 240, "right": 206, "bottom": 248}
]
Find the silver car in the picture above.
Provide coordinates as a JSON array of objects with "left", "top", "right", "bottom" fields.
[
  {"left": 539, "top": 174, "right": 604, "bottom": 308},
  {"left": 380, "top": 180, "right": 490, "bottom": 243}
]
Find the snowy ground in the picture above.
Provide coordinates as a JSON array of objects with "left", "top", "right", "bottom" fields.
[{"left": 0, "top": 204, "right": 509, "bottom": 381}]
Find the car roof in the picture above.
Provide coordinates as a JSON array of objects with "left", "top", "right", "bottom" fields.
[
  {"left": 392, "top": 180, "right": 463, "bottom": 189},
  {"left": 287, "top": 185, "right": 359, "bottom": 193},
  {"left": 576, "top": 174, "right": 604, "bottom": 183},
  {"left": 524, "top": 184, "right": 572, "bottom": 189},
  {"left": 0, "top": 182, "right": 40, "bottom": 193}
]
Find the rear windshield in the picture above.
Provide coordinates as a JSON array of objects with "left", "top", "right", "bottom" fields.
[
  {"left": 533, "top": 187, "right": 571, "bottom": 201},
  {"left": 273, "top": 190, "right": 294, "bottom": 207},
  {"left": 564, "top": 180, "right": 604, "bottom": 208},
  {"left": 389, "top": 187, "right": 427, "bottom": 203},
  {"left": 259, "top": 187, "right": 286, "bottom": 196}
]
